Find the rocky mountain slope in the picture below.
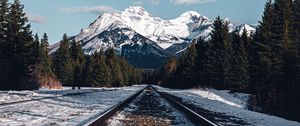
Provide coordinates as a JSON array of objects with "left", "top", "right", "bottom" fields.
[{"left": 50, "top": 6, "right": 256, "bottom": 68}]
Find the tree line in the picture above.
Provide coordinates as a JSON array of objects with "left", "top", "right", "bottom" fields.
[
  {"left": 0, "top": 0, "right": 142, "bottom": 90},
  {"left": 52, "top": 34, "right": 143, "bottom": 88},
  {"left": 152, "top": 0, "right": 300, "bottom": 121},
  {"left": 0, "top": 0, "right": 58, "bottom": 90}
]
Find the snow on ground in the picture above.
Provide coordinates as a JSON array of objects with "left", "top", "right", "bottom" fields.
[
  {"left": 0, "top": 85, "right": 146, "bottom": 126},
  {"left": 204, "top": 88, "right": 250, "bottom": 108},
  {"left": 0, "top": 87, "right": 95, "bottom": 104},
  {"left": 155, "top": 85, "right": 300, "bottom": 126}
]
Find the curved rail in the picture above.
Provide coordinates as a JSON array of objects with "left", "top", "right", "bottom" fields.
[
  {"left": 152, "top": 86, "right": 219, "bottom": 126},
  {"left": 76, "top": 86, "right": 148, "bottom": 126}
]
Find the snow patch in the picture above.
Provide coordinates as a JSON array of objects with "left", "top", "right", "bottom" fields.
[
  {"left": 188, "top": 89, "right": 243, "bottom": 108},
  {"left": 154, "top": 86, "right": 300, "bottom": 126},
  {"left": 0, "top": 85, "right": 147, "bottom": 125}
]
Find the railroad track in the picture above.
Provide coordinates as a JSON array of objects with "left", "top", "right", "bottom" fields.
[
  {"left": 78, "top": 85, "right": 218, "bottom": 126},
  {"left": 77, "top": 86, "right": 147, "bottom": 126}
]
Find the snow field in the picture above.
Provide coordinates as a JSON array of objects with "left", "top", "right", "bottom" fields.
[
  {"left": 0, "top": 85, "right": 146, "bottom": 126},
  {"left": 154, "top": 86, "right": 300, "bottom": 126}
]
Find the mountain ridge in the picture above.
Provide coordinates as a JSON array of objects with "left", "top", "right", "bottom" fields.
[{"left": 50, "top": 6, "right": 256, "bottom": 68}]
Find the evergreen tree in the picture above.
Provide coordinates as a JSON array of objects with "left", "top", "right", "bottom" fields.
[
  {"left": 41, "top": 34, "right": 52, "bottom": 74},
  {"left": 119, "top": 57, "right": 130, "bottom": 86},
  {"left": 249, "top": 0, "right": 274, "bottom": 89},
  {"left": 0, "top": 0, "right": 10, "bottom": 89},
  {"left": 293, "top": 0, "right": 300, "bottom": 82},
  {"left": 6, "top": 0, "right": 37, "bottom": 89},
  {"left": 33, "top": 34, "right": 40, "bottom": 61},
  {"left": 279, "top": 0, "right": 300, "bottom": 117},
  {"left": 250, "top": 0, "right": 300, "bottom": 119},
  {"left": 52, "top": 34, "right": 73, "bottom": 85},
  {"left": 280, "top": 0, "right": 299, "bottom": 86},
  {"left": 172, "top": 41, "right": 197, "bottom": 88},
  {"left": 33, "top": 33, "right": 61, "bottom": 88},
  {"left": 231, "top": 29, "right": 249, "bottom": 89},
  {"left": 206, "top": 16, "right": 233, "bottom": 89},
  {"left": 106, "top": 48, "right": 123, "bottom": 87},
  {"left": 195, "top": 37, "right": 209, "bottom": 86},
  {"left": 70, "top": 40, "right": 85, "bottom": 89},
  {"left": 37, "top": 33, "right": 54, "bottom": 77},
  {"left": 83, "top": 55, "right": 95, "bottom": 86},
  {"left": 293, "top": 0, "right": 300, "bottom": 119},
  {"left": 270, "top": 0, "right": 294, "bottom": 86},
  {"left": 91, "top": 51, "right": 111, "bottom": 87}
]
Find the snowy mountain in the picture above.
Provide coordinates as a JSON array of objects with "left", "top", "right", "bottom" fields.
[
  {"left": 234, "top": 24, "right": 256, "bottom": 36},
  {"left": 50, "top": 6, "right": 256, "bottom": 68},
  {"left": 74, "top": 6, "right": 213, "bottom": 50}
]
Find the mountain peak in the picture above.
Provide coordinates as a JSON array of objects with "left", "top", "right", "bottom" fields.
[
  {"left": 123, "top": 6, "right": 149, "bottom": 16},
  {"left": 235, "top": 24, "right": 256, "bottom": 36},
  {"left": 63, "top": 6, "right": 256, "bottom": 67},
  {"left": 223, "top": 17, "right": 230, "bottom": 23},
  {"left": 179, "top": 11, "right": 201, "bottom": 18},
  {"left": 51, "top": 6, "right": 256, "bottom": 68}
]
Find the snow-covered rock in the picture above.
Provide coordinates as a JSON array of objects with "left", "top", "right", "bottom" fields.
[
  {"left": 74, "top": 6, "right": 214, "bottom": 51},
  {"left": 235, "top": 24, "right": 256, "bottom": 36}
]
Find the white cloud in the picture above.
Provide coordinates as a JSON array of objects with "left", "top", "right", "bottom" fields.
[
  {"left": 170, "top": 0, "right": 216, "bottom": 5},
  {"left": 61, "top": 6, "right": 117, "bottom": 14},
  {"left": 26, "top": 13, "right": 46, "bottom": 24}
]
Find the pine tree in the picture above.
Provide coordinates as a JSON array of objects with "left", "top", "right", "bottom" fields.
[
  {"left": 0, "top": 0, "right": 10, "bottom": 89},
  {"left": 119, "top": 57, "right": 130, "bottom": 86},
  {"left": 91, "top": 50, "right": 112, "bottom": 87},
  {"left": 249, "top": 0, "right": 274, "bottom": 89},
  {"left": 172, "top": 41, "right": 197, "bottom": 88},
  {"left": 206, "top": 16, "right": 233, "bottom": 89},
  {"left": 294, "top": 0, "right": 300, "bottom": 80},
  {"left": 7, "top": 0, "right": 37, "bottom": 89},
  {"left": 292, "top": 0, "right": 300, "bottom": 116},
  {"left": 270, "top": 0, "right": 294, "bottom": 86},
  {"left": 223, "top": 21, "right": 234, "bottom": 88},
  {"left": 280, "top": 0, "right": 299, "bottom": 86},
  {"left": 250, "top": 0, "right": 300, "bottom": 118},
  {"left": 37, "top": 33, "right": 54, "bottom": 77},
  {"left": 53, "top": 34, "right": 73, "bottom": 86},
  {"left": 279, "top": 0, "right": 300, "bottom": 117},
  {"left": 33, "top": 34, "right": 40, "bottom": 61},
  {"left": 33, "top": 34, "right": 41, "bottom": 72},
  {"left": 40, "top": 33, "right": 52, "bottom": 75},
  {"left": 33, "top": 33, "right": 61, "bottom": 88},
  {"left": 231, "top": 29, "right": 249, "bottom": 89},
  {"left": 195, "top": 37, "right": 209, "bottom": 86},
  {"left": 83, "top": 55, "right": 95, "bottom": 86},
  {"left": 0, "top": 0, "right": 57, "bottom": 89},
  {"left": 70, "top": 40, "right": 85, "bottom": 89},
  {"left": 106, "top": 48, "right": 123, "bottom": 87}
]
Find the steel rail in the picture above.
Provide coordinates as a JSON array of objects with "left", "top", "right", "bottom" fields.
[
  {"left": 76, "top": 86, "right": 148, "bottom": 126},
  {"left": 152, "top": 86, "right": 219, "bottom": 126},
  {"left": 77, "top": 85, "right": 218, "bottom": 126}
]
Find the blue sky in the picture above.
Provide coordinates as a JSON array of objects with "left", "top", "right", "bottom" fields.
[{"left": 18, "top": 0, "right": 267, "bottom": 44}]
